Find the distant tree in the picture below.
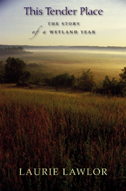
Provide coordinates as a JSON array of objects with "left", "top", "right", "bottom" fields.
[
  {"left": 5, "top": 57, "right": 31, "bottom": 85},
  {"left": 77, "top": 69, "right": 95, "bottom": 91},
  {"left": 49, "top": 73, "right": 75, "bottom": 91},
  {"left": 103, "top": 76, "right": 119, "bottom": 89},
  {"left": 102, "top": 76, "right": 119, "bottom": 95},
  {"left": 119, "top": 67, "right": 126, "bottom": 81},
  {"left": 95, "top": 75, "right": 125, "bottom": 96},
  {"left": 118, "top": 67, "right": 126, "bottom": 95},
  {"left": 0, "top": 61, "right": 4, "bottom": 83},
  {"left": 18, "top": 46, "right": 24, "bottom": 51}
]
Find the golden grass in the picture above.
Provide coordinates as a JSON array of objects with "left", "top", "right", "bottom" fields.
[{"left": 0, "top": 86, "right": 126, "bottom": 190}]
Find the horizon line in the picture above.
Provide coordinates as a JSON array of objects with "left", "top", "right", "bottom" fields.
[{"left": 1, "top": 44, "right": 126, "bottom": 48}]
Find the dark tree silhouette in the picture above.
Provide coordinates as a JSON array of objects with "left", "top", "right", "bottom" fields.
[
  {"left": 0, "top": 61, "right": 4, "bottom": 83},
  {"left": 49, "top": 73, "right": 75, "bottom": 91},
  {"left": 77, "top": 69, "right": 95, "bottom": 91},
  {"left": 5, "top": 57, "right": 30, "bottom": 85},
  {"left": 119, "top": 67, "right": 126, "bottom": 81}
]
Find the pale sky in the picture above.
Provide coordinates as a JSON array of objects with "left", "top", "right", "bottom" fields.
[{"left": 0, "top": 0, "right": 126, "bottom": 46}]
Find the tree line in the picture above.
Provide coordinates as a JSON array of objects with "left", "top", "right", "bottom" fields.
[
  {"left": 0, "top": 57, "right": 126, "bottom": 96},
  {"left": 0, "top": 46, "right": 25, "bottom": 55}
]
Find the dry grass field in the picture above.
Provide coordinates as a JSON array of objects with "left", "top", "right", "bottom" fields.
[
  {"left": 0, "top": 86, "right": 126, "bottom": 190},
  {"left": 0, "top": 49, "right": 126, "bottom": 190}
]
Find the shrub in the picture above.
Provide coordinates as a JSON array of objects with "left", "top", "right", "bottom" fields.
[
  {"left": 76, "top": 69, "right": 95, "bottom": 91},
  {"left": 46, "top": 73, "right": 75, "bottom": 91},
  {"left": 0, "top": 61, "right": 4, "bottom": 83},
  {"left": 95, "top": 75, "right": 125, "bottom": 96}
]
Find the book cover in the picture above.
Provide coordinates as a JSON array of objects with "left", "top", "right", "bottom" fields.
[{"left": 0, "top": 0, "right": 126, "bottom": 190}]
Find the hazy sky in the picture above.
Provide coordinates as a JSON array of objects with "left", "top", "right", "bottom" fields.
[{"left": 0, "top": 0, "right": 126, "bottom": 46}]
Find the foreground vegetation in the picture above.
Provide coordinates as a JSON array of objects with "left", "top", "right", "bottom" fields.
[
  {"left": 0, "top": 48, "right": 126, "bottom": 190},
  {"left": 0, "top": 87, "right": 126, "bottom": 190}
]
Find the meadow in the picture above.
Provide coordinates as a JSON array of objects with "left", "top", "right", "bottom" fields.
[
  {"left": 1, "top": 49, "right": 126, "bottom": 81},
  {"left": 0, "top": 49, "right": 126, "bottom": 190},
  {"left": 0, "top": 86, "right": 126, "bottom": 191}
]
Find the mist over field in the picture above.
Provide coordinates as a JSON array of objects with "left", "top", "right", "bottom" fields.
[
  {"left": 1, "top": 48, "right": 126, "bottom": 82},
  {"left": 0, "top": 46, "right": 126, "bottom": 190}
]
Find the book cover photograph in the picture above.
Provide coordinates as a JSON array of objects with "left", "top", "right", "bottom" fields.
[{"left": 0, "top": 0, "right": 126, "bottom": 190}]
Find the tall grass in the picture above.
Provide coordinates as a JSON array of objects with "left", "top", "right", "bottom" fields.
[{"left": 0, "top": 86, "right": 126, "bottom": 190}]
